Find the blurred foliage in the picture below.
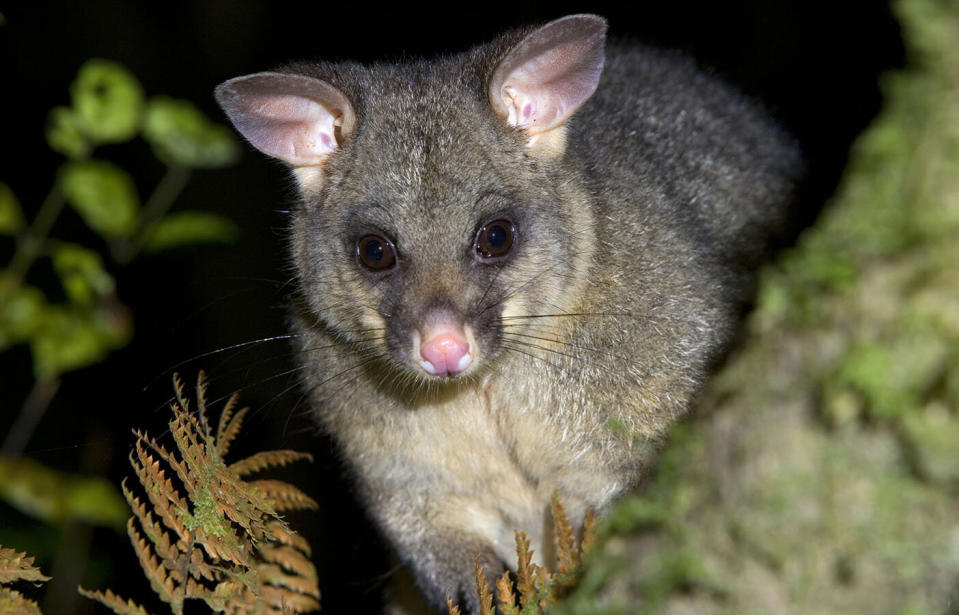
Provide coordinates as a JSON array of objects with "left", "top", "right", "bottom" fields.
[
  {"left": 0, "top": 58, "right": 242, "bottom": 610},
  {"left": 560, "top": 0, "right": 959, "bottom": 612},
  {"left": 0, "top": 58, "right": 239, "bottom": 387},
  {"left": 0, "top": 457, "right": 127, "bottom": 530}
]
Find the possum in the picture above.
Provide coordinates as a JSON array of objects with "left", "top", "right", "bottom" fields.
[{"left": 215, "top": 14, "right": 802, "bottom": 612}]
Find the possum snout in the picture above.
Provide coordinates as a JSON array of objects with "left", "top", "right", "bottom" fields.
[{"left": 411, "top": 310, "right": 478, "bottom": 377}]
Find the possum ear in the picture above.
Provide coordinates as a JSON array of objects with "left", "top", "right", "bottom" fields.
[
  {"left": 215, "top": 72, "right": 356, "bottom": 167},
  {"left": 489, "top": 14, "right": 606, "bottom": 137}
]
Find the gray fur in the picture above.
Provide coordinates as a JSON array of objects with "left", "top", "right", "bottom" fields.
[{"left": 216, "top": 16, "right": 802, "bottom": 613}]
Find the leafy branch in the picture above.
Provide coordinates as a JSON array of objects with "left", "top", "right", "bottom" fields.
[{"left": 1, "top": 58, "right": 240, "bottom": 457}]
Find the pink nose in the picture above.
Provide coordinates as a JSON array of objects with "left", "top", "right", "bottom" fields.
[{"left": 419, "top": 331, "right": 471, "bottom": 376}]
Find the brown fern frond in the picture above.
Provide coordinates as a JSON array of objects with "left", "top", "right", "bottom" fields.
[
  {"left": 475, "top": 561, "right": 494, "bottom": 615},
  {"left": 217, "top": 404, "right": 249, "bottom": 460},
  {"left": 0, "top": 547, "right": 50, "bottom": 585},
  {"left": 78, "top": 587, "right": 156, "bottom": 615},
  {"left": 581, "top": 508, "right": 598, "bottom": 557},
  {"left": 187, "top": 547, "right": 220, "bottom": 582},
  {"left": 193, "top": 525, "right": 252, "bottom": 568},
  {"left": 261, "top": 584, "right": 321, "bottom": 614},
  {"left": 129, "top": 442, "right": 191, "bottom": 543},
  {"left": 122, "top": 480, "right": 183, "bottom": 560},
  {"left": 230, "top": 451, "right": 314, "bottom": 477},
  {"left": 257, "top": 545, "right": 314, "bottom": 577},
  {"left": 495, "top": 570, "right": 519, "bottom": 615},
  {"left": 195, "top": 371, "right": 212, "bottom": 437},
  {"left": 513, "top": 531, "right": 539, "bottom": 607},
  {"left": 247, "top": 480, "right": 319, "bottom": 512},
  {"left": 0, "top": 587, "right": 43, "bottom": 615},
  {"left": 258, "top": 563, "right": 320, "bottom": 598},
  {"left": 83, "top": 373, "right": 320, "bottom": 614},
  {"left": 446, "top": 594, "right": 462, "bottom": 615},
  {"left": 169, "top": 407, "right": 209, "bottom": 474},
  {"left": 128, "top": 519, "right": 179, "bottom": 605},
  {"left": 172, "top": 372, "right": 189, "bottom": 416},
  {"left": 264, "top": 521, "right": 312, "bottom": 557},
  {"left": 468, "top": 503, "right": 599, "bottom": 614},
  {"left": 215, "top": 392, "right": 243, "bottom": 457},
  {"left": 0, "top": 546, "right": 48, "bottom": 615},
  {"left": 551, "top": 495, "right": 577, "bottom": 581}
]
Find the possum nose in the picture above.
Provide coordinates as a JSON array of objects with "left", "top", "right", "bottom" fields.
[{"left": 419, "top": 331, "right": 471, "bottom": 376}]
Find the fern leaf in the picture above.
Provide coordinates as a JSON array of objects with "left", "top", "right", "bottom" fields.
[
  {"left": 217, "top": 404, "right": 249, "bottom": 459},
  {"left": 258, "top": 563, "right": 320, "bottom": 598},
  {"left": 78, "top": 587, "right": 156, "bottom": 615},
  {"left": 475, "top": 560, "right": 495, "bottom": 615},
  {"left": 260, "top": 584, "right": 321, "bottom": 613},
  {"left": 257, "top": 545, "right": 316, "bottom": 580},
  {"left": 194, "top": 371, "right": 212, "bottom": 438},
  {"left": 551, "top": 495, "right": 577, "bottom": 582},
  {"left": 170, "top": 408, "right": 209, "bottom": 477},
  {"left": 83, "top": 373, "right": 320, "bottom": 615},
  {"left": 127, "top": 519, "right": 179, "bottom": 606},
  {"left": 193, "top": 525, "right": 252, "bottom": 568},
  {"left": 247, "top": 479, "right": 319, "bottom": 512},
  {"left": 447, "top": 594, "right": 462, "bottom": 615},
  {"left": 186, "top": 547, "right": 220, "bottom": 582},
  {"left": 172, "top": 373, "right": 189, "bottom": 415},
  {"left": 230, "top": 451, "right": 314, "bottom": 477},
  {"left": 129, "top": 442, "right": 190, "bottom": 541},
  {"left": 0, "top": 547, "right": 50, "bottom": 585},
  {"left": 122, "top": 480, "right": 182, "bottom": 561},
  {"left": 134, "top": 429, "right": 194, "bottom": 499},
  {"left": 264, "top": 520, "right": 312, "bottom": 557},
  {"left": 513, "top": 531, "right": 537, "bottom": 607},
  {"left": 0, "top": 587, "right": 43, "bottom": 615},
  {"left": 581, "top": 508, "right": 598, "bottom": 558},
  {"left": 496, "top": 570, "right": 519, "bottom": 615}
]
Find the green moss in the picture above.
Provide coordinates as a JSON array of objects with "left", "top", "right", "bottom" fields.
[{"left": 560, "top": 0, "right": 959, "bottom": 611}]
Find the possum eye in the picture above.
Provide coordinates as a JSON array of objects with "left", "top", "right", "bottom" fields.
[
  {"left": 475, "top": 219, "right": 515, "bottom": 260},
  {"left": 356, "top": 234, "right": 397, "bottom": 271}
]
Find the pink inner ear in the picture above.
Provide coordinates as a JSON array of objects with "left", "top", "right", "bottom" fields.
[
  {"left": 490, "top": 15, "right": 607, "bottom": 135},
  {"left": 216, "top": 72, "right": 355, "bottom": 168},
  {"left": 239, "top": 95, "right": 339, "bottom": 166}
]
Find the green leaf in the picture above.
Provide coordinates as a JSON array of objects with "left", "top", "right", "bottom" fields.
[
  {"left": 70, "top": 58, "right": 144, "bottom": 144},
  {"left": 45, "top": 106, "right": 91, "bottom": 159},
  {"left": 144, "top": 210, "right": 238, "bottom": 252},
  {"left": 0, "top": 281, "right": 47, "bottom": 349},
  {"left": 0, "top": 182, "right": 25, "bottom": 234},
  {"left": 0, "top": 456, "right": 128, "bottom": 529},
  {"left": 30, "top": 303, "right": 131, "bottom": 380},
  {"left": 60, "top": 160, "right": 140, "bottom": 237},
  {"left": 52, "top": 244, "right": 116, "bottom": 306},
  {"left": 143, "top": 96, "right": 240, "bottom": 168}
]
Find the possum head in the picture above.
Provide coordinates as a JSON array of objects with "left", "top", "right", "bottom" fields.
[{"left": 215, "top": 15, "right": 606, "bottom": 385}]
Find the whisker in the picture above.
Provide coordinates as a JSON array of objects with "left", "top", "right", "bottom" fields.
[
  {"left": 502, "top": 331, "right": 629, "bottom": 362},
  {"left": 145, "top": 334, "right": 299, "bottom": 391},
  {"left": 501, "top": 311, "right": 629, "bottom": 321}
]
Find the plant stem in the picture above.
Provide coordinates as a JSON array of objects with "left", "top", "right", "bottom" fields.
[
  {"left": 113, "top": 164, "right": 192, "bottom": 263},
  {"left": 7, "top": 184, "right": 67, "bottom": 287},
  {"left": 1, "top": 377, "right": 61, "bottom": 457}
]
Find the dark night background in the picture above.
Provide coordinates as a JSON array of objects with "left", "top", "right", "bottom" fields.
[{"left": 0, "top": 2, "right": 903, "bottom": 613}]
